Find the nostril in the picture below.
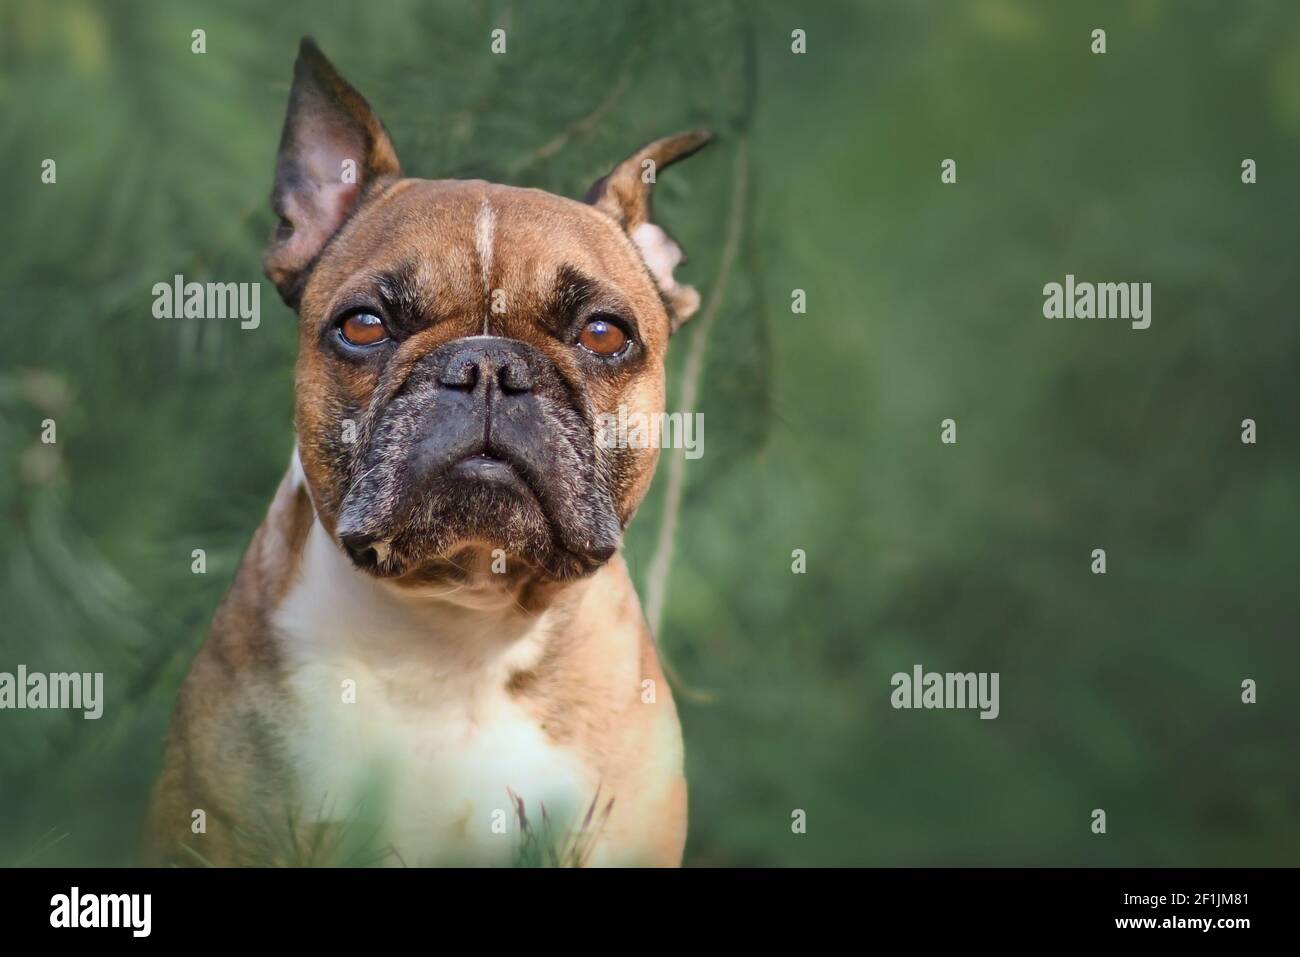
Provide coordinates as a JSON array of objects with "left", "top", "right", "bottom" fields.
[
  {"left": 499, "top": 360, "right": 534, "bottom": 394},
  {"left": 438, "top": 354, "right": 480, "bottom": 390}
]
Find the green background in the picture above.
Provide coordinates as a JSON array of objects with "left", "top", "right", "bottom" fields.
[{"left": 1, "top": 0, "right": 1297, "bottom": 866}]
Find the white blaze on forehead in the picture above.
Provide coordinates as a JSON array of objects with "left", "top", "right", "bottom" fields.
[{"left": 475, "top": 198, "right": 496, "bottom": 333}]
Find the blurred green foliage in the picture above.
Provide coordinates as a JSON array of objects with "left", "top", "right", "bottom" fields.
[{"left": 1, "top": 0, "right": 1297, "bottom": 866}]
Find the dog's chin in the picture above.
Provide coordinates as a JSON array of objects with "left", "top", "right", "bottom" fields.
[{"left": 336, "top": 461, "right": 616, "bottom": 586}]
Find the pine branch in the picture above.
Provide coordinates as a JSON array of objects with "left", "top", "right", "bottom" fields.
[{"left": 643, "top": 135, "right": 750, "bottom": 682}]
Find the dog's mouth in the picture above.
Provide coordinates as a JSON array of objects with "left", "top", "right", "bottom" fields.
[
  {"left": 335, "top": 445, "right": 616, "bottom": 583},
  {"left": 446, "top": 452, "right": 538, "bottom": 500},
  {"left": 338, "top": 450, "right": 536, "bottom": 570},
  {"left": 338, "top": 529, "right": 392, "bottom": 572}
]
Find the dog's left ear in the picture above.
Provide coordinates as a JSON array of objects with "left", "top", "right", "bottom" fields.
[
  {"left": 264, "top": 37, "right": 401, "bottom": 306},
  {"left": 584, "top": 130, "right": 713, "bottom": 332}
]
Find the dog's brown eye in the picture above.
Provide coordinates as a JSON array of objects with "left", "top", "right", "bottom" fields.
[
  {"left": 340, "top": 312, "right": 388, "bottom": 347},
  {"left": 578, "top": 318, "right": 628, "bottom": 356}
]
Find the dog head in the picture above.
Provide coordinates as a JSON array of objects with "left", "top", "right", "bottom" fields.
[{"left": 264, "top": 39, "right": 711, "bottom": 588}]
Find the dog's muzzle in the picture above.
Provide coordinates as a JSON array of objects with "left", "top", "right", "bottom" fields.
[{"left": 335, "top": 336, "right": 620, "bottom": 575}]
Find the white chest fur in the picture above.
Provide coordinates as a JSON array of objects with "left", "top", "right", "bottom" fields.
[{"left": 272, "top": 521, "right": 595, "bottom": 866}]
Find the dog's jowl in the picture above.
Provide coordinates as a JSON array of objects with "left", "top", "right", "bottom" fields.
[{"left": 143, "top": 38, "right": 713, "bottom": 867}]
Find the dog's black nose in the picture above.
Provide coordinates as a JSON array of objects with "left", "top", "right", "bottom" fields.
[{"left": 438, "top": 339, "right": 535, "bottom": 395}]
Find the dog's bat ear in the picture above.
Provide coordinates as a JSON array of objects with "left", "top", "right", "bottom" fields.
[
  {"left": 264, "top": 37, "right": 401, "bottom": 307},
  {"left": 584, "top": 130, "right": 713, "bottom": 331}
]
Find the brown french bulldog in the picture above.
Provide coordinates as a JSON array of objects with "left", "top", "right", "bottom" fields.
[{"left": 143, "top": 38, "right": 712, "bottom": 867}]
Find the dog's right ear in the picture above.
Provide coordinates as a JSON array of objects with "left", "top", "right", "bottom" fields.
[
  {"left": 264, "top": 37, "right": 401, "bottom": 307},
  {"left": 584, "top": 130, "right": 713, "bottom": 332}
]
